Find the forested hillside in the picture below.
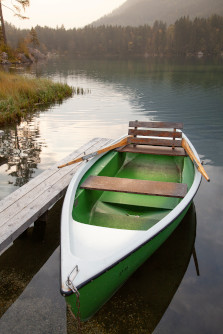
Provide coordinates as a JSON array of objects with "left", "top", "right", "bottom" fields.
[
  {"left": 93, "top": 0, "right": 223, "bottom": 27},
  {"left": 5, "top": 15, "right": 223, "bottom": 58}
]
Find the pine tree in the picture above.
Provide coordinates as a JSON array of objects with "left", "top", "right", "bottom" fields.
[{"left": 29, "top": 27, "right": 39, "bottom": 48}]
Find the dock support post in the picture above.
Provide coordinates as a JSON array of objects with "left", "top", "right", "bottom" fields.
[{"left": 33, "top": 211, "right": 48, "bottom": 241}]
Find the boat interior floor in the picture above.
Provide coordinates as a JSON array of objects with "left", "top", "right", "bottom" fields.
[
  {"left": 87, "top": 154, "right": 184, "bottom": 231},
  {"left": 89, "top": 201, "right": 172, "bottom": 230}
]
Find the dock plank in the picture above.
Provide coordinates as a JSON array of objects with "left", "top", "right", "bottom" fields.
[
  {"left": 0, "top": 137, "right": 105, "bottom": 214},
  {"left": 0, "top": 137, "right": 111, "bottom": 226},
  {"left": 0, "top": 137, "right": 112, "bottom": 252}
]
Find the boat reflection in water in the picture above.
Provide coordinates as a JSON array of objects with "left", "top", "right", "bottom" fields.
[{"left": 67, "top": 202, "right": 198, "bottom": 334}]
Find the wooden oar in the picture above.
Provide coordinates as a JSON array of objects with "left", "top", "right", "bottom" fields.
[
  {"left": 182, "top": 138, "right": 210, "bottom": 182},
  {"left": 58, "top": 136, "right": 129, "bottom": 169}
]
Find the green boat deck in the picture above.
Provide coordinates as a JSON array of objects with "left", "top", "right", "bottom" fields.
[{"left": 73, "top": 151, "right": 194, "bottom": 231}]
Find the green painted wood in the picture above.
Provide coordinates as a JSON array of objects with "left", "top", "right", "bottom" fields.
[
  {"left": 66, "top": 141, "right": 196, "bottom": 321},
  {"left": 73, "top": 151, "right": 194, "bottom": 232},
  {"left": 66, "top": 203, "right": 191, "bottom": 321}
]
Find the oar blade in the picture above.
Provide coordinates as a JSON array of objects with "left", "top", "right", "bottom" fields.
[{"left": 182, "top": 138, "right": 210, "bottom": 182}]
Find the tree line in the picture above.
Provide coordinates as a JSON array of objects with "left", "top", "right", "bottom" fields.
[{"left": 4, "top": 15, "right": 223, "bottom": 57}]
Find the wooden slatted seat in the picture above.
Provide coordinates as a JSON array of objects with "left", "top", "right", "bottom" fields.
[
  {"left": 117, "top": 144, "right": 186, "bottom": 156},
  {"left": 116, "top": 121, "right": 186, "bottom": 156},
  {"left": 80, "top": 175, "right": 187, "bottom": 199}
]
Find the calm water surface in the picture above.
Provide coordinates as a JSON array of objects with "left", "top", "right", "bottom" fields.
[{"left": 0, "top": 58, "right": 223, "bottom": 333}]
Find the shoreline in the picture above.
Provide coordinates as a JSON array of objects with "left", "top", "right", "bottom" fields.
[
  {"left": 0, "top": 71, "right": 74, "bottom": 126},
  {"left": 0, "top": 47, "right": 58, "bottom": 65}
]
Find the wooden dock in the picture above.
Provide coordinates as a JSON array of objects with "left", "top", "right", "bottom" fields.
[{"left": 0, "top": 137, "right": 112, "bottom": 253}]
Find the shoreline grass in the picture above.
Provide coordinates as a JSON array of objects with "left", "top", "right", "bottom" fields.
[{"left": 0, "top": 71, "right": 74, "bottom": 125}]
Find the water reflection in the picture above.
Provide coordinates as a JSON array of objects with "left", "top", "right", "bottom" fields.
[
  {"left": 0, "top": 119, "right": 44, "bottom": 199},
  {"left": 67, "top": 203, "right": 197, "bottom": 334},
  {"left": 192, "top": 248, "right": 200, "bottom": 277},
  {"left": 0, "top": 202, "right": 197, "bottom": 334},
  {"left": 0, "top": 57, "right": 222, "bottom": 333},
  {"left": 0, "top": 198, "right": 62, "bottom": 319},
  {"left": 1, "top": 57, "right": 222, "bottom": 195},
  {"left": 29, "top": 57, "right": 223, "bottom": 165}
]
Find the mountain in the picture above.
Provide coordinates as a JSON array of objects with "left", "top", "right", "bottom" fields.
[{"left": 92, "top": 0, "right": 223, "bottom": 26}]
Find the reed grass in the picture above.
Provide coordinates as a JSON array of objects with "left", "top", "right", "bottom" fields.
[{"left": 0, "top": 71, "right": 74, "bottom": 125}]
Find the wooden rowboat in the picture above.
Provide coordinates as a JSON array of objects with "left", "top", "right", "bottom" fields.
[{"left": 60, "top": 121, "right": 209, "bottom": 321}]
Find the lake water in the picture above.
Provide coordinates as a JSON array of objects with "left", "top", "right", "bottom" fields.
[{"left": 0, "top": 57, "right": 223, "bottom": 333}]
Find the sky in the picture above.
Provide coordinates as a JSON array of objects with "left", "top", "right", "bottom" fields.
[{"left": 3, "top": 0, "right": 126, "bottom": 29}]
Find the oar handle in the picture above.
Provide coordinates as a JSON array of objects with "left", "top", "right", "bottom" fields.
[
  {"left": 182, "top": 138, "right": 210, "bottom": 182},
  {"left": 58, "top": 136, "right": 129, "bottom": 169},
  {"left": 58, "top": 156, "right": 83, "bottom": 168}
]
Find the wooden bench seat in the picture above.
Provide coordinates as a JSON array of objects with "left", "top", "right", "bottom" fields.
[
  {"left": 80, "top": 175, "right": 187, "bottom": 199},
  {"left": 118, "top": 120, "right": 186, "bottom": 157},
  {"left": 116, "top": 144, "right": 187, "bottom": 156}
]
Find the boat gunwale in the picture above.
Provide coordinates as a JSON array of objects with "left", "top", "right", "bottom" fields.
[{"left": 60, "top": 132, "right": 202, "bottom": 294}]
